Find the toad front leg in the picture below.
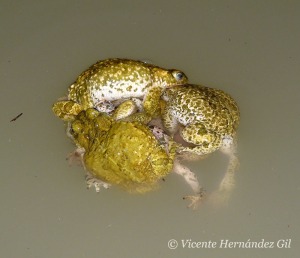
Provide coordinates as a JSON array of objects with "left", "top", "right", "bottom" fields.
[
  {"left": 143, "top": 87, "right": 163, "bottom": 117},
  {"left": 112, "top": 87, "right": 163, "bottom": 122},
  {"left": 178, "top": 122, "right": 223, "bottom": 155},
  {"left": 112, "top": 99, "right": 138, "bottom": 120},
  {"left": 113, "top": 99, "right": 152, "bottom": 124}
]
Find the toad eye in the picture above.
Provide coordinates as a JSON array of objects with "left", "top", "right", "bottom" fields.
[{"left": 172, "top": 71, "right": 185, "bottom": 81}]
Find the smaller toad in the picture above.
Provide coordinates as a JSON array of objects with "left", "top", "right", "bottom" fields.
[
  {"left": 161, "top": 84, "right": 240, "bottom": 208},
  {"left": 67, "top": 108, "right": 177, "bottom": 193}
]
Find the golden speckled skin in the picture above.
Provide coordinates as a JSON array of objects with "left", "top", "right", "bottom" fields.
[
  {"left": 66, "top": 58, "right": 188, "bottom": 117},
  {"left": 52, "top": 100, "right": 83, "bottom": 121},
  {"left": 70, "top": 109, "right": 177, "bottom": 193},
  {"left": 162, "top": 84, "right": 240, "bottom": 155}
]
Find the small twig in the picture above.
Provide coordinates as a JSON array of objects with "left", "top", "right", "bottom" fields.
[{"left": 10, "top": 113, "right": 23, "bottom": 122}]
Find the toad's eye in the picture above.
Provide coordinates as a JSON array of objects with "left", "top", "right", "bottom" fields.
[{"left": 172, "top": 71, "right": 186, "bottom": 81}]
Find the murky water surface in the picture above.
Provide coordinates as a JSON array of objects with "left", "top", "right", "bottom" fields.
[{"left": 1, "top": 1, "right": 299, "bottom": 257}]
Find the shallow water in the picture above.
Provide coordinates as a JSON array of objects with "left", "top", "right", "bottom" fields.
[{"left": 1, "top": 1, "right": 299, "bottom": 257}]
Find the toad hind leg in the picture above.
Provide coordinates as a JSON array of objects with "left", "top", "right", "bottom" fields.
[
  {"left": 219, "top": 136, "right": 239, "bottom": 192},
  {"left": 210, "top": 138, "right": 239, "bottom": 206},
  {"left": 219, "top": 152, "right": 239, "bottom": 192},
  {"left": 173, "top": 159, "right": 206, "bottom": 210}
]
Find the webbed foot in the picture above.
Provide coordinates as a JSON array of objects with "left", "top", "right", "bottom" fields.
[
  {"left": 85, "top": 172, "right": 111, "bottom": 192},
  {"left": 183, "top": 189, "right": 206, "bottom": 210}
]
